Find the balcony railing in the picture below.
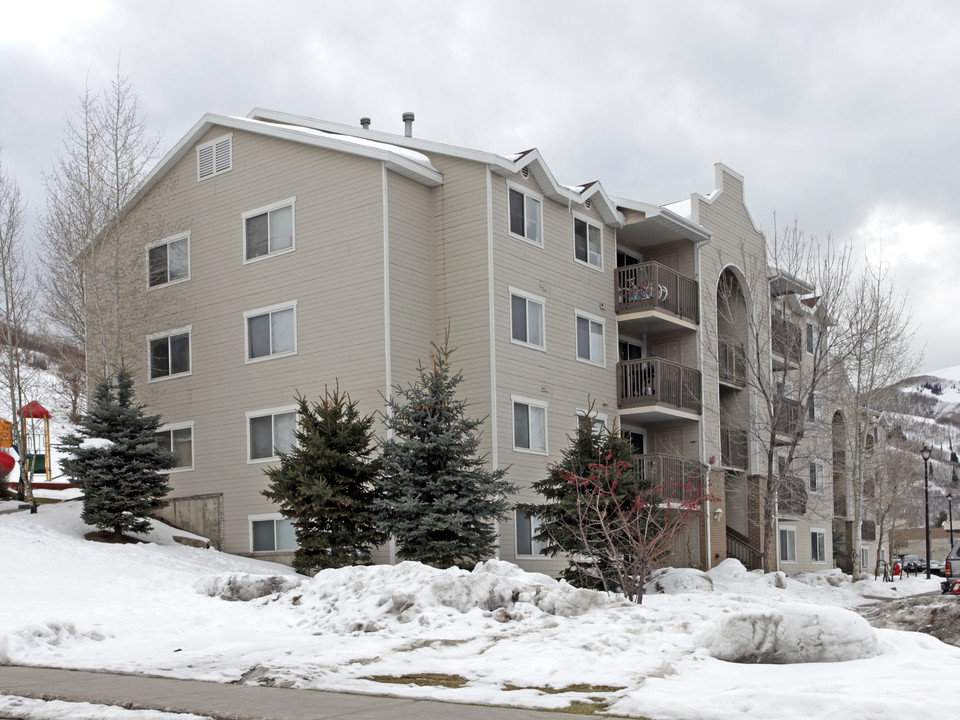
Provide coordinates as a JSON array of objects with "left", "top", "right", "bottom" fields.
[
  {"left": 727, "top": 527, "right": 763, "bottom": 571},
  {"left": 771, "top": 315, "right": 802, "bottom": 363},
  {"left": 774, "top": 398, "right": 801, "bottom": 439},
  {"left": 862, "top": 520, "right": 876, "bottom": 542},
  {"left": 616, "top": 262, "right": 699, "bottom": 324},
  {"left": 718, "top": 339, "right": 747, "bottom": 386},
  {"left": 834, "top": 495, "right": 847, "bottom": 517},
  {"left": 778, "top": 475, "right": 807, "bottom": 516},
  {"left": 720, "top": 426, "right": 748, "bottom": 469},
  {"left": 617, "top": 358, "right": 702, "bottom": 414},
  {"left": 632, "top": 454, "right": 707, "bottom": 504}
]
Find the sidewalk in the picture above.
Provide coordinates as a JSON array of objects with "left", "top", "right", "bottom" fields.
[{"left": 0, "top": 666, "right": 564, "bottom": 719}]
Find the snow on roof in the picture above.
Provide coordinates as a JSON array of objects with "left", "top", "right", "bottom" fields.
[
  {"left": 664, "top": 199, "right": 692, "bottom": 219},
  {"left": 238, "top": 118, "right": 438, "bottom": 172}
]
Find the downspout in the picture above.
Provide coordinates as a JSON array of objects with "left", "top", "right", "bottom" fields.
[
  {"left": 486, "top": 168, "right": 501, "bottom": 558},
  {"left": 486, "top": 165, "right": 500, "bottom": 560},
  {"left": 382, "top": 163, "right": 395, "bottom": 565}
]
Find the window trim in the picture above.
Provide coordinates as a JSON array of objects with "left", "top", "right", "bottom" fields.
[
  {"left": 243, "top": 300, "right": 298, "bottom": 364},
  {"left": 810, "top": 528, "right": 827, "bottom": 564},
  {"left": 511, "top": 394, "right": 548, "bottom": 456},
  {"left": 248, "top": 512, "right": 298, "bottom": 553},
  {"left": 197, "top": 133, "right": 233, "bottom": 182},
  {"left": 242, "top": 197, "right": 296, "bottom": 264},
  {"left": 779, "top": 525, "right": 797, "bottom": 564},
  {"left": 157, "top": 421, "right": 195, "bottom": 473},
  {"left": 809, "top": 462, "right": 824, "bottom": 493},
  {"left": 574, "top": 309, "right": 606, "bottom": 367},
  {"left": 576, "top": 408, "right": 608, "bottom": 438},
  {"left": 146, "top": 325, "right": 192, "bottom": 383},
  {"left": 506, "top": 182, "right": 543, "bottom": 248},
  {"left": 146, "top": 231, "right": 190, "bottom": 290},
  {"left": 572, "top": 213, "right": 604, "bottom": 271},
  {"left": 515, "top": 510, "right": 549, "bottom": 558},
  {"left": 246, "top": 404, "right": 298, "bottom": 463},
  {"left": 508, "top": 286, "right": 546, "bottom": 351}
]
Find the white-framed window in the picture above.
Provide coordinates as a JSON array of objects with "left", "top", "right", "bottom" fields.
[
  {"left": 809, "top": 462, "right": 824, "bottom": 493},
  {"left": 244, "top": 301, "right": 297, "bottom": 362},
  {"left": 810, "top": 529, "right": 826, "bottom": 563},
  {"left": 148, "top": 326, "right": 192, "bottom": 381},
  {"left": 197, "top": 133, "right": 233, "bottom": 181},
  {"left": 156, "top": 421, "right": 194, "bottom": 472},
  {"left": 573, "top": 215, "right": 602, "bottom": 269},
  {"left": 147, "top": 232, "right": 190, "bottom": 289},
  {"left": 247, "top": 406, "right": 297, "bottom": 462},
  {"left": 515, "top": 510, "right": 548, "bottom": 557},
  {"left": 861, "top": 547, "right": 869, "bottom": 569},
  {"left": 512, "top": 395, "right": 547, "bottom": 454},
  {"left": 509, "top": 287, "right": 545, "bottom": 350},
  {"left": 808, "top": 393, "right": 821, "bottom": 421},
  {"left": 806, "top": 323, "right": 816, "bottom": 355},
  {"left": 508, "top": 184, "right": 542, "bottom": 246},
  {"left": 243, "top": 197, "right": 295, "bottom": 262},
  {"left": 779, "top": 525, "right": 797, "bottom": 563},
  {"left": 575, "top": 310, "right": 605, "bottom": 366},
  {"left": 249, "top": 513, "right": 298, "bottom": 552},
  {"left": 576, "top": 408, "right": 608, "bottom": 438}
]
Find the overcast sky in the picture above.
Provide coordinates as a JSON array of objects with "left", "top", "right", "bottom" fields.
[{"left": 2, "top": 1, "right": 957, "bottom": 373}]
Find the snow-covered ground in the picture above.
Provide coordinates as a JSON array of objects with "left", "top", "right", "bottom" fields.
[{"left": 2, "top": 501, "right": 958, "bottom": 719}]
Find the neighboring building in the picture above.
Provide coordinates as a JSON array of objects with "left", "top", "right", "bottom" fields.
[{"left": 87, "top": 109, "right": 851, "bottom": 573}]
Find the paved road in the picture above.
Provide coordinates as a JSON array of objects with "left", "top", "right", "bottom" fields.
[{"left": 0, "top": 666, "right": 566, "bottom": 719}]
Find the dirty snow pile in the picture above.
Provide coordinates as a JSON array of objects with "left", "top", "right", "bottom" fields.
[{"left": 2, "top": 502, "right": 959, "bottom": 720}]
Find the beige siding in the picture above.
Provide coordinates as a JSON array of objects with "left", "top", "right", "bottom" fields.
[{"left": 107, "top": 127, "right": 395, "bottom": 555}]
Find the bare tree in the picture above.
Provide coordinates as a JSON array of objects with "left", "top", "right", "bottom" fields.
[
  {"left": 714, "top": 218, "right": 854, "bottom": 571},
  {"left": 838, "top": 256, "right": 919, "bottom": 573},
  {"left": 39, "top": 65, "right": 162, "bottom": 380},
  {"left": 0, "top": 149, "right": 39, "bottom": 509},
  {"left": 553, "top": 454, "right": 711, "bottom": 603}
]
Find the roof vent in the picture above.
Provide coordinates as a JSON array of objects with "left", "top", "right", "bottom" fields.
[
  {"left": 584, "top": 199, "right": 592, "bottom": 210},
  {"left": 360, "top": 117, "right": 371, "bottom": 130},
  {"left": 402, "top": 112, "right": 415, "bottom": 138},
  {"left": 521, "top": 166, "right": 530, "bottom": 179}
]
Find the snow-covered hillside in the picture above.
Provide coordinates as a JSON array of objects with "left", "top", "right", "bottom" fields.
[{"left": 1, "top": 502, "right": 957, "bottom": 720}]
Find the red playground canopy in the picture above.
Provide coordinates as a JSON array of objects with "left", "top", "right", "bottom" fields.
[{"left": 18, "top": 401, "right": 51, "bottom": 419}]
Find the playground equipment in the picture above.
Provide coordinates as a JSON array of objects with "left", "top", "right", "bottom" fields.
[{"left": 17, "top": 401, "right": 52, "bottom": 483}]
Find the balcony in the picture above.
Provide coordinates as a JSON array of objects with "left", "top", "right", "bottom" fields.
[
  {"left": 718, "top": 339, "right": 747, "bottom": 387},
  {"left": 774, "top": 398, "right": 801, "bottom": 441},
  {"left": 778, "top": 475, "right": 807, "bottom": 516},
  {"left": 834, "top": 495, "right": 847, "bottom": 517},
  {"left": 616, "top": 262, "right": 699, "bottom": 332},
  {"left": 771, "top": 316, "right": 802, "bottom": 367},
  {"left": 617, "top": 357, "right": 702, "bottom": 420},
  {"left": 632, "top": 454, "right": 707, "bottom": 504},
  {"left": 720, "top": 426, "right": 748, "bottom": 469}
]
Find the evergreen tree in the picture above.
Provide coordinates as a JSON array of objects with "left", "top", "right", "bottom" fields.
[
  {"left": 262, "top": 387, "right": 385, "bottom": 573},
  {"left": 374, "top": 341, "right": 516, "bottom": 568},
  {"left": 517, "top": 412, "right": 646, "bottom": 589},
  {"left": 61, "top": 368, "right": 173, "bottom": 538}
]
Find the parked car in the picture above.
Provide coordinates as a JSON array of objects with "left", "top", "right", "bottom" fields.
[
  {"left": 929, "top": 559, "right": 945, "bottom": 576},
  {"left": 941, "top": 540, "right": 960, "bottom": 593}
]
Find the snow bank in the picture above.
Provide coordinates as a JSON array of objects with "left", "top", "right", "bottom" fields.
[
  {"left": 256, "top": 559, "right": 627, "bottom": 635},
  {"left": 705, "top": 603, "right": 878, "bottom": 663},
  {"left": 195, "top": 573, "right": 304, "bottom": 602},
  {"left": 646, "top": 567, "right": 714, "bottom": 594}
]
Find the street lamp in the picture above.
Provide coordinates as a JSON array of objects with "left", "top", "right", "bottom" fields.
[
  {"left": 948, "top": 493, "right": 955, "bottom": 548},
  {"left": 922, "top": 445, "right": 932, "bottom": 580}
]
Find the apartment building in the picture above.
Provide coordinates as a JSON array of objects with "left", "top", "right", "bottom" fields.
[{"left": 90, "top": 109, "right": 844, "bottom": 574}]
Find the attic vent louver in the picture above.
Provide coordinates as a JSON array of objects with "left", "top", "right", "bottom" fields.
[
  {"left": 521, "top": 167, "right": 530, "bottom": 179},
  {"left": 584, "top": 199, "right": 592, "bottom": 210},
  {"left": 197, "top": 133, "right": 233, "bottom": 181}
]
